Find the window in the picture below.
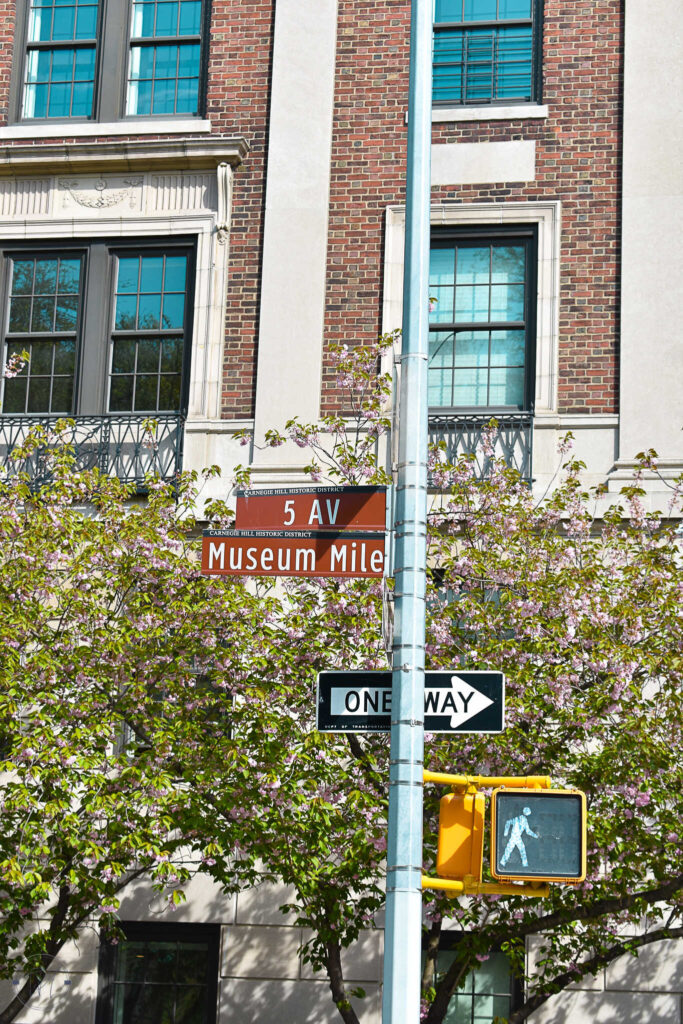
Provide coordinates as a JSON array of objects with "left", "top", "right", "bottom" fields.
[
  {"left": 423, "top": 937, "right": 521, "bottom": 1024},
  {"left": 1, "top": 241, "right": 194, "bottom": 418},
  {"left": 15, "top": 0, "right": 206, "bottom": 122},
  {"left": 96, "top": 922, "right": 220, "bottom": 1024},
  {"left": 428, "top": 227, "right": 536, "bottom": 411},
  {"left": 433, "top": 0, "right": 542, "bottom": 106}
]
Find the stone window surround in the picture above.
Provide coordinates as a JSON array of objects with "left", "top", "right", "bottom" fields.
[
  {"left": 383, "top": 201, "right": 561, "bottom": 416},
  {"left": 0, "top": 138, "right": 247, "bottom": 425}
]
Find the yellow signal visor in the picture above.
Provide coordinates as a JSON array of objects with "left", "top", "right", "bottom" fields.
[
  {"left": 491, "top": 788, "right": 587, "bottom": 884},
  {"left": 436, "top": 791, "right": 485, "bottom": 881}
]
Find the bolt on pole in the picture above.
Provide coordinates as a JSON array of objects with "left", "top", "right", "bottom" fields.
[{"left": 382, "top": 1, "right": 432, "bottom": 1022}]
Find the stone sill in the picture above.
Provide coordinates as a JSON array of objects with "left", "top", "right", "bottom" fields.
[
  {"left": 432, "top": 103, "right": 549, "bottom": 123},
  {"left": 0, "top": 119, "right": 212, "bottom": 140}
]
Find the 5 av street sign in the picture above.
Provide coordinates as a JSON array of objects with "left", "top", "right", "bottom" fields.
[
  {"left": 235, "top": 486, "right": 386, "bottom": 532},
  {"left": 317, "top": 671, "right": 505, "bottom": 734}
]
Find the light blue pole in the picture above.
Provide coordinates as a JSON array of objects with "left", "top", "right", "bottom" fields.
[{"left": 382, "top": 1, "right": 432, "bottom": 1022}]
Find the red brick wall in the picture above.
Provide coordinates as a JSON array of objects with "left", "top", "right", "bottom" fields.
[
  {"left": 0, "top": 0, "right": 273, "bottom": 421},
  {"left": 322, "top": 0, "right": 622, "bottom": 416},
  {"left": 0, "top": 0, "right": 622, "bottom": 420}
]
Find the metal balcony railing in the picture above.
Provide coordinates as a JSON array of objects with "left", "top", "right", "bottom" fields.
[
  {"left": 0, "top": 414, "right": 185, "bottom": 489},
  {"left": 428, "top": 411, "right": 533, "bottom": 484}
]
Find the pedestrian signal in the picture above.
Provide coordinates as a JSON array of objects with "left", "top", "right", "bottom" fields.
[{"left": 491, "top": 788, "right": 586, "bottom": 884}]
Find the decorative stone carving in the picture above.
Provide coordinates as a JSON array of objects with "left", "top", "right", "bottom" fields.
[
  {"left": 216, "top": 162, "right": 233, "bottom": 243},
  {"left": 58, "top": 177, "right": 143, "bottom": 210}
]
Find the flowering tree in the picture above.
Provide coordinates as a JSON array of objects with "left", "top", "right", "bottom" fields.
[{"left": 0, "top": 341, "right": 681, "bottom": 1024}]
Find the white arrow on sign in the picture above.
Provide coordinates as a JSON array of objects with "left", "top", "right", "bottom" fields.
[
  {"left": 424, "top": 674, "right": 494, "bottom": 729},
  {"left": 329, "top": 673, "right": 494, "bottom": 728}
]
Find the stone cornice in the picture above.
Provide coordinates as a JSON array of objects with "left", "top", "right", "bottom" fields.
[{"left": 0, "top": 137, "right": 249, "bottom": 175}]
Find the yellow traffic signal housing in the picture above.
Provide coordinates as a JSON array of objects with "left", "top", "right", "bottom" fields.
[
  {"left": 491, "top": 788, "right": 587, "bottom": 884},
  {"left": 436, "top": 791, "right": 485, "bottom": 881}
]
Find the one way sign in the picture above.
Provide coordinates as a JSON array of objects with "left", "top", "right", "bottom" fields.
[{"left": 317, "top": 671, "right": 504, "bottom": 734}]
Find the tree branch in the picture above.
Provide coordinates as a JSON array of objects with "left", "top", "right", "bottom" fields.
[{"left": 509, "top": 926, "right": 683, "bottom": 1023}]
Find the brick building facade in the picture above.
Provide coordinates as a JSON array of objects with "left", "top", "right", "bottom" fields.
[{"left": 0, "top": 1, "right": 680, "bottom": 1022}]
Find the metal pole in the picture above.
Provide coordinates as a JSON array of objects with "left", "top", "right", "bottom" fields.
[{"left": 382, "top": 1, "right": 432, "bottom": 1021}]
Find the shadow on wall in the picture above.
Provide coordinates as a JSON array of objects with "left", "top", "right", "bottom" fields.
[
  {"left": 219, "top": 977, "right": 382, "bottom": 1024},
  {"left": 1, "top": 972, "right": 95, "bottom": 1024}
]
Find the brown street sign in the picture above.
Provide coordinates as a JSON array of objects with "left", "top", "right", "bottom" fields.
[
  {"left": 202, "top": 530, "right": 385, "bottom": 578},
  {"left": 235, "top": 486, "right": 386, "bottom": 532}
]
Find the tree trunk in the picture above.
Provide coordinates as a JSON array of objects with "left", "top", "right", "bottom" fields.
[
  {"left": 0, "top": 886, "right": 71, "bottom": 1024},
  {"left": 326, "top": 937, "right": 362, "bottom": 1024}
]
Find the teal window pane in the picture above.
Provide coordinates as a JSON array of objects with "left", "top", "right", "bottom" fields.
[
  {"left": 430, "top": 248, "right": 455, "bottom": 287},
  {"left": 52, "top": 6, "right": 76, "bottom": 41},
  {"left": 464, "top": 0, "right": 496, "bottom": 20},
  {"left": 179, "top": 1, "right": 201, "bottom": 34},
  {"left": 489, "top": 366, "right": 524, "bottom": 406},
  {"left": 50, "top": 375, "right": 74, "bottom": 412},
  {"left": 454, "top": 331, "right": 490, "bottom": 367},
  {"left": 130, "top": 46, "right": 155, "bottom": 79},
  {"left": 50, "top": 48, "right": 73, "bottom": 81},
  {"left": 112, "top": 338, "right": 136, "bottom": 374},
  {"left": 152, "top": 79, "right": 176, "bottom": 113},
  {"left": 499, "top": 0, "right": 531, "bottom": 17},
  {"left": 137, "top": 294, "right": 161, "bottom": 329},
  {"left": 128, "top": 79, "right": 153, "bottom": 114},
  {"left": 429, "top": 286, "right": 455, "bottom": 324},
  {"left": 473, "top": 951, "right": 513, "bottom": 993},
  {"left": 70, "top": 82, "right": 93, "bottom": 116},
  {"left": 158, "top": 375, "right": 181, "bottom": 410},
  {"left": 27, "top": 376, "right": 51, "bottom": 412},
  {"left": 490, "top": 329, "right": 525, "bottom": 366},
  {"left": 176, "top": 76, "right": 198, "bottom": 113},
  {"left": 429, "top": 332, "right": 455, "bottom": 368},
  {"left": 161, "top": 292, "right": 185, "bottom": 328},
  {"left": 428, "top": 368, "right": 453, "bottom": 407},
  {"left": 26, "top": 49, "right": 51, "bottom": 83},
  {"left": 178, "top": 43, "right": 200, "bottom": 76},
  {"left": 154, "top": 44, "right": 177, "bottom": 78},
  {"left": 74, "top": 48, "right": 95, "bottom": 80},
  {"left": 456, "top": 247, "right": 490, "bottom": 285},
  {"left": 137, "top": 338, "right": 160, "bottom": 372},
  {"left": 455, "top": 285, "right": 489, "bottom": 322},
  {"left": 12, "top": 262, "right": 35, "bottom": 295},
  {"left": 452, "top": 368, "right": 488, "bottom": 406},
  {"left": 490, "top": 283, "right": 524, "bottom": 321},
  {"left": 54, "top": 338, "right": 76, "bottom": 373},
  {"left": 75, "top": 4, "right": 98, "bottom": 37},
  {"left": 164, "top": 255, "right": 187, "bottom": 292},
  {"left": 32, "top": 297, "right": 54, "bottom": 331},
  {"left": 30, "top": 343, "right": 53, "bottom": 374},
  {"left": 2, "top": 378, "right": 28, "bottom": 413},
  {"left": 35, "top": 258, "right": 58, "bottom": 293},
  {"left": 48, "top": 82, "right": 71, "bottom": 116},
  {"left": 131, "top": 1, "right": 156, "bottom": 37},
  {"left": 134, "top": 374, "right": 159, "bottom": 410},
  {"left": 109, "top": 375, "right": 134, "bottom": 411},
  {"left": 140, "top": 256, "right": 164, "bottom": 293},
  {"left": 434, "top": 0, "right": 462, "bottom": 20},
  {"left": 117, "top": 258, "right": 140, "bottom": 293},
  {"left": 115, "top": 294, "right": 138, "bottom": 330},
  {"left": 9, "top": 296, "right": 31, "bottom": 332},
  {"left": 156, "top": 2, "right": 179, "bottom": 36},
  {"left": 160, "top": 337, "right": 183, "bottom": 372},
  {"left": 491, "top": 245, "right": 525, "bottom": 283},
  {"left": 55, "top": 294, "right": 78, "bottom": 330}
]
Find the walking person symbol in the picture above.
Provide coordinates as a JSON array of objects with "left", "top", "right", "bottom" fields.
[{"left": 500, "top": 806, "right": 538, "bottom": 868}]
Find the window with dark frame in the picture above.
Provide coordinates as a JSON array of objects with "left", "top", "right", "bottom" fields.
[
  {"left": 433, "top": 0, "right": 542, "bottom": 106},
  {"left": 422, "top": 936, "right": 522, "bottom": 1023},
  {"left": 1, "top": 241, "right": 194, "bottom": 418},
  {"left": 428, "top": 227, "right": 536, "bottom": 412},
  {"left": 15, "top": 0, "right": 206, "bottom": 122},
  {"left": 95, "top": 921, "right": 220, "bottom": 1024}
]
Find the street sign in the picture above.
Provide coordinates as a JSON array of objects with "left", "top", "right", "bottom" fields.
[
  {"left": 202, "top": 530, "right": 385, "bottom": 578},
  {"left": 235, "top": 485, "right": 386, "bottom": 532},
  {"left": 491, "top": 788, "right": 587, "bottom": 884},
  {"left": 316, "top": 671, "right": 504, "bottom": 733}
]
